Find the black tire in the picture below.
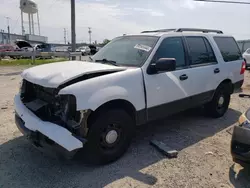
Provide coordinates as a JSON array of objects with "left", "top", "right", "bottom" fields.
[
  {"left": 205, "top": 83, "right": 231, "bottom": 118},
  {"left": 83, "top": 109, "right": 135, "bottom": 165}
]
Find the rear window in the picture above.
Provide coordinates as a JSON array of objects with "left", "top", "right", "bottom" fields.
[{"left": 214, "top": 37, "right": 242, "bottom": 62}]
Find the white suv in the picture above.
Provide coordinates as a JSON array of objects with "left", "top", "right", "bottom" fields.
[{"left": 14, "top": 28, "right": 245, "bottom": 164}]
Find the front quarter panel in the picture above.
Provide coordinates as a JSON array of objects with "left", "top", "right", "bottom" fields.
[{"left": 59, "top": 68, "right": 145, "bottom": 111}]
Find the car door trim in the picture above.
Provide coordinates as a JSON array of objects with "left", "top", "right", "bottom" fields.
[{"left": 146, "top": 90, "right": 214, "bottom": 121}]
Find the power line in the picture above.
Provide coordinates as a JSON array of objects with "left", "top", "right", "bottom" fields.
[
  {"left": 47, "top": 0, "right": 59, "bottom": 11},
  {"left": 194, "top": 0, "right": 250, "bottom": 4}
]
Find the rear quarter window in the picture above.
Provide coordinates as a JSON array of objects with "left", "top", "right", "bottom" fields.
[{"left": 214, "top": 37, "right": 242, "bottom": 62}]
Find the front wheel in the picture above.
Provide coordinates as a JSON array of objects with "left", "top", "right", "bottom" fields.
[
  {"left": 205, "top": 84, "right": 231, "bottom": 118},
  {"left": 83, "top": 109, "right": 135, "bottom": 164}
]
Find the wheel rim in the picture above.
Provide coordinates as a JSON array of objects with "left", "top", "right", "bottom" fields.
[
  {"left": 105, "top": 130, "right": 118, "bottom": 144},
  {"left": 218, "top": 95, "right": 225, "bottom": 107},
  {"left": 100, "top": 124, "right": 121, "bottom": 148}
]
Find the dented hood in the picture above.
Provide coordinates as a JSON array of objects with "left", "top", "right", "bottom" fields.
[{"left": 21, "top": 61, "right": 126, "bottom": 88}]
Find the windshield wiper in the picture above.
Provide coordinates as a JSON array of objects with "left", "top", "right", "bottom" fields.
[{"left": 95, "top": 59, "right": 117, "bottom": 66}]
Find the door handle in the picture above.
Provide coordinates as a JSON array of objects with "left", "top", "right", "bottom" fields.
[
  {"left": 179, "top": 74, "right": 188, "bottom": 81},
  {"left": 214, "top": 68, "right": 220, "bottom": 74}
]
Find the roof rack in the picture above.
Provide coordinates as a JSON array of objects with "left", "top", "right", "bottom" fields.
[
  {"left": 176, "top": 28, "right": 223, "bottom": 34},
  {"left": 141, "top": 29, "right": 176, "bottom": 33},
  {"left": 141, "top": 28, "right": 223, "bottom": 34}
]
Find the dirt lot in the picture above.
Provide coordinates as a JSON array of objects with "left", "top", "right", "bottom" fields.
[{"left": 1, "top": 66, "right": 250, "bottom": 188}]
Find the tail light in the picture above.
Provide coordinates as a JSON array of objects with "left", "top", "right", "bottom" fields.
[{"left": 240, "top": 60, "right": 246, "bottom": 75}]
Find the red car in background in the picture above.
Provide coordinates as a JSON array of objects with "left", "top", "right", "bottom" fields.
[
  {"left": 0, "top": 44, "right": 21, "bottom": 59},
  {"left": 0, "top": 44, "right": 15, "bottom": 52}
]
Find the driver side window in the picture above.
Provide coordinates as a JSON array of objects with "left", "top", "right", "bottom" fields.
[{"left": 153, "top": 37, "right": 186, "bottom": 68}]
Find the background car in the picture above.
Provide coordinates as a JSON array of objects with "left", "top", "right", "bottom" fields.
[
  {"left": 243, "top": 48, "right": 250, "bottom": 69},
  {"left": 0, "top": 44, "right": 17, "bottom": 58},
  {"left": 231, "top": 95, "right": 250, "bottom": 166},
  {"left": 76, "top": 46, "right": 91, "bottom": 55},
  {"left": 0, "top": 44, "right": 15, "bottom": 52}
]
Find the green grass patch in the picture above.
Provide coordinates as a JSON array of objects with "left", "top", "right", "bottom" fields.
[{"left": 0, "top": 58, "right": 68, "bottom": 66}]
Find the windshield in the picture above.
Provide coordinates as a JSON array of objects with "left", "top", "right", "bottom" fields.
[{"left": 92, "top": 36, "right": 159, "bottom": 67}]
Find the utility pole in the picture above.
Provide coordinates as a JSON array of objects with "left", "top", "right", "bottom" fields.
[
  {"left": 88, "top": 27, "right": 92, "bottom": 44},
  {"left": 71, "top": 0, "right": 76, "bottom": 59},
  {"left": 1, "top": 30, "right": 4, "bottom": 44},
  {"left": 5, "top": 17, "right": 10, "bottom": 44},
  {"left": 64, "top": 28, "right": 67, "bottom": 44}
]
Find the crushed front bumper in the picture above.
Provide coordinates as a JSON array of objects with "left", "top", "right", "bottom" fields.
[
  {"left": 231, "top": 125, "right": 250, "bottom": 165},
  {"left": 14, "top": 94, "right": 86, "bottom": 156}
]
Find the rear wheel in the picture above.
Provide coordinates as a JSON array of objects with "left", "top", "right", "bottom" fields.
[
  {"left": 205, "top": 83, "right": 231, "bottom": 118},
  {"left": 83, "top": 109, "right": 135, "bottom": 164}
]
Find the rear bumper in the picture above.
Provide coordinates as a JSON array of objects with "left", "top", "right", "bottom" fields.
[
  {"left": 14, "top": 94, "right": 86, "bottom": 152},
  {"left": 231, "top": 126, "right": 250, "bottom": 164}
]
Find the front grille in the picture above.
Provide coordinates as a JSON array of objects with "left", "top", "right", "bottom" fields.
[
  {"left": 21, "top": 79, "right": 56, "bottom": 103},
  {"left": 20, "top": 80, "right": 79, "bottom": 130},
  {"left": 20, "top": 79, "right": 58, "bottom": 121}
]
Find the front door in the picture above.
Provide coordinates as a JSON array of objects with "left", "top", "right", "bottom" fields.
[{"left": 143, "top": 36, "right": 193, "bottom": 121}]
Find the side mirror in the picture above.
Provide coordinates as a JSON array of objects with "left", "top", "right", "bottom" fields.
[{"left": 148, "top": 58, "right": 176, "bottom": 74}]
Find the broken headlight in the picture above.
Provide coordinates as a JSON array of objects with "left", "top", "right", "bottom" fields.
[
  {"left": 55, "top": 95, "right": 82, "bottom": 129},
  {"left": 239, "top": 113, "right": 250, "bottom": 129}
]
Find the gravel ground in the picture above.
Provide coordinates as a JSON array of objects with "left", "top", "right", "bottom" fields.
[{"left": 1, "top": 66, "right": 250, "bottom": 188}]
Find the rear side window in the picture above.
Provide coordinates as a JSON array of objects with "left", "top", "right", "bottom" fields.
[
  {"left": 186, "top": 37, "right": 216, "bottom": 65},
  {"left": 214, "top": 37, "right": 242, "bottom": 62}
]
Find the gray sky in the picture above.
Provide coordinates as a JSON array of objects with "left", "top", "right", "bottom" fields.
[{"left": 1, "top": 0, "right": 250, "bottom": 43}]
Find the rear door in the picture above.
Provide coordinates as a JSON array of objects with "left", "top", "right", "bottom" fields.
[{"left": 183, "top": 36, "right": 219, "bottom": 104}]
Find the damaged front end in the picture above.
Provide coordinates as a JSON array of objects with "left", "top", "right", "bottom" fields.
[{"left": 20, "top": 79, "right": 90, "bottom": 140}]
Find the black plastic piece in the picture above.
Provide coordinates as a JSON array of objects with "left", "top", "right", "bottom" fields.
[
  {"left": 239, "top": 94, "right": 250, "bottom": 98},
  {"left": 150, "top": 140, "right": 178, "bottom": 158}
]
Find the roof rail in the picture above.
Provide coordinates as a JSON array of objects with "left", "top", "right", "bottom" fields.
[
  {"left": 141, "top": 29, "right": 176, "bottom": 33},
  {"left": 176, "top": 28, "right": 223, "bottom": 34},
  {"left": 141, "top": 28, "right": 223, "bottom": 34}
]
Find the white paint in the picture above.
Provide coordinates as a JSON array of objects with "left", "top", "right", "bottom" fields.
[
  {"left": 59, "top": 68, "right": 145, "bottom": 111},
  {"left": 21, "top": 61, "right": 126, "bottom": 88},
  {"left": 14, "top": 94, "right": 83, "bottom": 151}
]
